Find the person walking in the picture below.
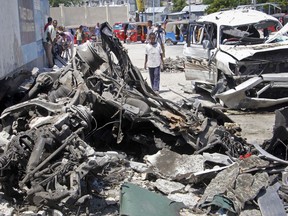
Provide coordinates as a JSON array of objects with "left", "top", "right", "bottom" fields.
[
  {"left": 75, "top": 25, "right": 83, "bottom": 45},
  {"left": 144, "top": 32, "right": 164, "bottom": 93},
  {"left": 43, "top": 19, "right": 57, "bottom": 68},
  {"left": 154, "top": 23, "right": 166, "bottom": 58}
]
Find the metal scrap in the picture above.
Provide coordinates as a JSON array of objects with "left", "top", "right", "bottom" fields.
[
  {"left": 163, "top": 57, "right": 185, "bottom": 72},
  {"left": 120, "top": 182, "right": 185, "bottom": 216},
  {"left": 0, "top": 21, "right": 288, "bottom": 215}
]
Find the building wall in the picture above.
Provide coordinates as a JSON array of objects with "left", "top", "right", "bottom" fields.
[
  {"left": 50, "top": 5, "right": 129, "bottom": 28},
  {"left": 0, "top": 0, "right": 49, "bottom": 79}
]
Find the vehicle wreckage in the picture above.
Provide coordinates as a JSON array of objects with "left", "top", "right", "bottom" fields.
[
  {"left": 0, "top": 22, "right": 287, "bottom": 215},
  {"left": 184, "top": 9, "right": 288, "bottom": 109}
]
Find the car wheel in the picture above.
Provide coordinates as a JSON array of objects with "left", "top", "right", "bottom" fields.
[
  {"left": 173, "top": 42, "right": 178, "bottom": 45},
  {"left": 165, "top": 39, "right": 173, "bottom": 46}
]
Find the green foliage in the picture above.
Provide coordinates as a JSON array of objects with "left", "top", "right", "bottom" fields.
[
  {"left": 172, "top": 0, "right": 187, "bottom": 12},
  {"left": 202, "top": 0, "right": 213, "bottom": 4},
  {"left": 49, "top": 0, "right": 83, "bottom": 7},
  {"left": 204, "top": 0, "right": 236, "bottom": 14}
]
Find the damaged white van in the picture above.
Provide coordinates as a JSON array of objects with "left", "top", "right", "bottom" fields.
[{"left": 183, "top": 9, "right": 288, "bottom": 109}]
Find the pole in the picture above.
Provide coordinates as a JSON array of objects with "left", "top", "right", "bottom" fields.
[
  {"left": 153, "top": 0, "right": 155, "bottom": 23},
  {"left": 189, "top": 0, "right": 191, "bottom": 20}
]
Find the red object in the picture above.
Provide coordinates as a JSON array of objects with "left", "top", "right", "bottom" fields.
[
  {"left": 126, "top": 22, "right": 147, "bottom": 43},
  {"left": 239, "top": 153, "right": 252, "bottom": 159},
  {"left": 73, "top": 26, "right": 91, "bottom": 44},
  {"left": 113, "top": 22, "right": 129, "bottom": 41},
  {"left": 44, "top": 23, "right": 50, "bottom": 31}
]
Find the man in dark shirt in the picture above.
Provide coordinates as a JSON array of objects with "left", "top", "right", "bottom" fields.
[{"left": 44, "top": 17, "right": 52, "bottom": 32}]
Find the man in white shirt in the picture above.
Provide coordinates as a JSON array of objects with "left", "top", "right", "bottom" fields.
[
  {"left": 43, "top": 20, "right": 57, "bottom": 68},
  {"left": 145, "top": 20, "right": 154, "bottom": 43},
  {"left": 144, "top": 32, "right": 164, "bottom": 93}
]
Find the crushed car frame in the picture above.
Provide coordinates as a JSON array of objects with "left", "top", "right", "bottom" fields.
[{"left": 184, "top": 9, "right": 288, "bottom": 109}]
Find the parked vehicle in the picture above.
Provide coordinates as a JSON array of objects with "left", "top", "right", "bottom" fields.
[
  {"left": 183, "top": 9, "right": 288, "bottom": 109},
  {"left": 165, "top": 20, "right": 189, "bottom": 45},
  {"left": 113, "top": 22, "right": 129, "bottom": 41},
  {"left": 126, "top": 22, "right": 147, "bottom": 43}
]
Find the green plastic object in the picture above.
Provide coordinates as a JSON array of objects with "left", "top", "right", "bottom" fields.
[{"left": 120, "top": 182, "right": 185, "bottom": 216}]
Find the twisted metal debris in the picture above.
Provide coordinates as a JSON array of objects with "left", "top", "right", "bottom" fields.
[{"left": 0, "top": 22, "right": 285, "bottom": 215}]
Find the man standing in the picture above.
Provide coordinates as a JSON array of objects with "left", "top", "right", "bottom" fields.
[
  {"left": 43, "top": 19, "right": 57, "bottom": 68},
  {"left": 44, "top": 17, "right": 52, "bottom": 32},
  {"left": 146, "top": 20, "right": 154, "bottom": 43},
  {"left": 75, "top": 25, "right": 83, "bottom": 45},
  {"left": 144, "top": 32, "right": 164, "bottom": 93},
  {"left": 95, "top": 23, "right": 101, "bottom": 42}
]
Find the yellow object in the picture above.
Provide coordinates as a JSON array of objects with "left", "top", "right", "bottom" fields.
[{"left": 136, "top": 0, "right": 145, "bottom": 12}]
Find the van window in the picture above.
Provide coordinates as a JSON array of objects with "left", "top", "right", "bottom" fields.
[{"left": 113, "top": 24, "right": 123, "bottom": 30}]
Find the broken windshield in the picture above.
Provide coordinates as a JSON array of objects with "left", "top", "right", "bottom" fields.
[{"left": 220, "top": 20, "right": 284, "bottom": 45}]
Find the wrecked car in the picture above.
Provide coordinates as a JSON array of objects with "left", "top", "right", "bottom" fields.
[{"left": 183, "top": 9, "right": 288, "bottom": 109}]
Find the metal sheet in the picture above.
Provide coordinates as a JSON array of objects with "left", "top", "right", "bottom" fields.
[
  {"left": 257, "top": 183, "right": 286, "bottom": 216},
  {"left": 120, "top": 182, "right": 185, "bottom": 216}
]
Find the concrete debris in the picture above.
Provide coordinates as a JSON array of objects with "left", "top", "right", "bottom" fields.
[
  {"left": 168, "top": 193, "right": 200, "bottom": 208},
  {"left": 144, "top": 148, "right": 204, "bottom": 181},
  {"left": 153, "top": 179, "right": 185, "bottom": 194},
  {"left": 127, "top": 161, "right": 150, "bottom": 173},
  {"left": 239, "top": 209, "right": 262, "bottom": 216},
  {"left": 163, "top": 56, "right": 185, "bottom": 72},
  {"left": 0, "top": 22, "right": 288, "bottom": 215},
  {"left": 203, "top": 152, "right": 234, "bottom": 166}
]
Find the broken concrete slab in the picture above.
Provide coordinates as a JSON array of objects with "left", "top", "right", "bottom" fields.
[
  {"left": 168, "top": 192, "right": 200, "bottom": 208},
  {"left": 153, "top": 179, "right": 185, "bottom": 194},
  {"left": 203, "top": 152, "right": 234, "bottom": 165},
  {"left": 144, "top": 148, "right": 204, "bottom": 181}
]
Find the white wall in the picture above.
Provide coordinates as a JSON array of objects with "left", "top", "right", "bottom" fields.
[
  {"left": 0, "top": 0, "right": 49, "bottom": 79},
  {"left": 51, "top": 5, "right": 129, "bottom": 28}
]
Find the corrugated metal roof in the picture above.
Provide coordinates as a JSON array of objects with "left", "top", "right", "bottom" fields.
[{"left": 182, "top": 4, "right": 208, "bottom": 12}]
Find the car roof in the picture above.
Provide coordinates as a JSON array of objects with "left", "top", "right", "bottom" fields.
[{"left": 197, "top": 9, "right": 279, "bottom": 27}]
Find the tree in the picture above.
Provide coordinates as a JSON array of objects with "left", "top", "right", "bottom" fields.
[
  {"left": 172, "top": 0, "right": 187, "bottom": 12},
  {"left": 204, "top": 0, "right": 247, "bottom": 14},
  {"left": 49, "top": 0, "right": 83, "bottom": 7}
]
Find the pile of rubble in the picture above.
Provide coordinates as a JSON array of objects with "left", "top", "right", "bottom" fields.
[
  {"left": 0, "top": 23, "right": 287, "bottom": 215},
  {"left": 163, "top": 56, "right": 185, "bottom": 73}
]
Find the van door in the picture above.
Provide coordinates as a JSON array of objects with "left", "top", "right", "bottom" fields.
[{"left": 184, "top": 23, "right": 217, "bottom": 84}]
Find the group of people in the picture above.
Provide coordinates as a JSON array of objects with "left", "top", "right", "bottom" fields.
[
  {"left": 43, "top": 17, "right": 164, "bottom": 93},
  {"left": 144, "top": 20, "right": 166, "bottom": 94},
  {"left": 43, "top": 17, "right": 102, "bottom": 69},
  {"left": 43, "top": 17, "right": 74, "bottom": 68},
  {"left": 74, "top": 23, "right": 101, "bottom": 46}
]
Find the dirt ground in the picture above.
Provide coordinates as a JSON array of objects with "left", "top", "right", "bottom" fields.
[{"left": 124, "top": 42, "right": 275, "bottom": 145}]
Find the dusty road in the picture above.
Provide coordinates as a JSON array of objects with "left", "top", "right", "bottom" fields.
[{"left": 124, "top": 42, "right": 275, "bottom": 145}]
